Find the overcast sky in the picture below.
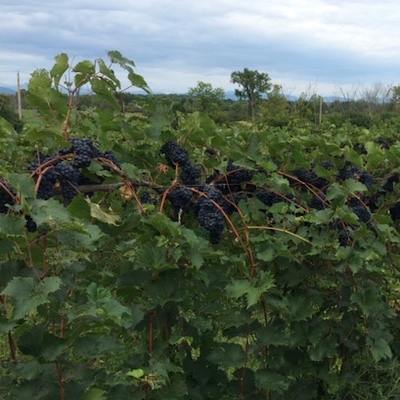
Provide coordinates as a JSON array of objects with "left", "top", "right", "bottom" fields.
[{"left": 1, "top": 0, "right": 400, "bottom": 96}]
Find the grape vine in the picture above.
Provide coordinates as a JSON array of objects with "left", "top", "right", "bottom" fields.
[{"left": 1, "top": 136, "right": 399, "bottom": 247}]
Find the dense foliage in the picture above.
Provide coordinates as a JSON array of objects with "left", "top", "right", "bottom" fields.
[{"left": 1, "top": 52, "right": 400, "bottom": 400}]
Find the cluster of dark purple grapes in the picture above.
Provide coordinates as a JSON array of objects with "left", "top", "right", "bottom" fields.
[
  {"left": 195, "top": 186, "right": 226, "bottom": 244},
  {"left": 338, "top": 162, "right": 374, "bottom": 190},
  {"left": 28, "top": 138, "right": 120, "bottom": 205},
  {"left": 158, "top": 141, "right": 385, "bottom": 246},
  {"left": 160, "top": 139, "right": 201, "bottom": 186},
  {"left": 180, "top": 163, "right": 201, "bottom": 185},
  {"left": 140, "top": 191, "right": 158, "bottom": 206},
  {"left": 168, "top": 187, "right": 193, "bottom": 220},
  {"left": 62, "top": 138, "right": 102, "bottom": 168},
  {"left": 160, "top": 139, "right": 190, "bottom": 167},
  {"left": 291, "top": 161, "right": 376, "bottom": 244},
  {"left": 158, "top": 140, "right": 253, "bottom": 244},
  {"left": 208, "top": 160, "right": 254, "bottom": 194},
  {"left": 256, "top": 190, "right": 291, "bottom": 207},
  {"left": 225, "top": 160, "right": 254, "bottom": 192},
  {"left": 381, "top": 174, "right": 400, "bottom": 223}
]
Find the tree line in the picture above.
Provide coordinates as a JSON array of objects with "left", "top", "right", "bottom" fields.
[{"left": 1, "top": 68, "right": 400, "bottom": 131}]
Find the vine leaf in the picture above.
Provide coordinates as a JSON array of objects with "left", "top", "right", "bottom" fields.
[
  {"left": 27, "top": 69, "right": 68, "bottom": 123},
  {"left": 98, "top": 58, "right": 121, "bottom": 88},
  {"left": 80, "top": 388, "right": 107, "bottom": 400},
  {"left": 0, "top": 214, "right": 26, "bottom": 237},
  {"left": 368, "top": 338, "right": 392, "bottom": 362},
  {"left": 207, "top": 343, "right": 246, "bottom": 368},
  {"left": 107, "top": 50, "right": 151, "bottom": 93},
  {"left": 226, "top": 271, "right": 274, "bottom": 308},
  {"left": 13, "top": 360, "right": 41, "bottom": 381},
  {"left": 344, "top": 179, "right": 368, "bottom": 193},
  {"left": 91, "top": 78, "right": 120, "bottom": 111},
  {"left": 254, "top": 369, "right": 290, "bottom": 392},
  {"left": 50, "top": 53, "right": 69, "bottom": 88},
  {"left": 85, "top": 198, "right": 120, "bottom": 225},
  {"left": 0, "top": 115, "right": 15, "bottom": 137},
  {"left": 126, "top": 368, "right": 145, "bottom": 379},
  {"left": 17, "top": 323, "right": 66, "bottom": 361},
  {"left": 2, "top": 277, "right": 62, "bottom": 320}
]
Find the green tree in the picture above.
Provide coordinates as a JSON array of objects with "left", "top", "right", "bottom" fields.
[
  {"left": 188, "top": 81, "right": 225, "bottom": 120},
  {"left": 230, "top": 68, "right": 272, "bottom": 121},
  {"left": 390, "top": 85, "right": 400, "bottom": 111},
  {"left": 260, "top": 84, "right": 290, "bottom": 126},
  {"left": 0, "top": 94, "right": 23, "bottom": 132}
]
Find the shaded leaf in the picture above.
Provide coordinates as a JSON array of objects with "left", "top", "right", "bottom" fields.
[
  {"left": 2, "top": 277, "right": 62, "bottom": 319},
  {"left": 80, "top": 388, "right": 107, "bottom": 400},
  {"left": 254, "top": 369, "right": 290, "bottom": 392},
  {"left": 226, "top": 271, "right": 274, "bottom": 308}
]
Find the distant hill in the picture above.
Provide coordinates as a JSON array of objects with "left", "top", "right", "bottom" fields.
[
  {"left": 0, "top": 86, "right": 16, "bottom": 94},
  {"left": 224, "top": 91, "right": 237, "bottom": 100}
]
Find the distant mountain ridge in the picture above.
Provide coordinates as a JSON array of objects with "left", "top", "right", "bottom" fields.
[{"left": 0, "top": 86, "right": 17, "bottom": 94}]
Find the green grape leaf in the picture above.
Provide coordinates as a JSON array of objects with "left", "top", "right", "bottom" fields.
[
  {"left": 98, "top": 58, "right": 121, "bottom": 89},
  {"left": 370, "top": 338, "right": 393, "bottom": 362},
  {"left": 80, "top": 388, "right": 107, "bottom": 400},
  {"left": 0, "top": 115, "right": 15, "bottom": 137},
  {"left": 207, "top": 343, "right": 246, "bottom": 368},
  {"left": 226, "top": 271, "right": 274, "bottom": 308},
  {"left": 254, "top": 369, "right": 290, "bottom": 392},
  {"left": 91, "top": 77, "right": 120, "bottom": 110},
  {"left": 50, "top": 53, "right": 69, "bottom": 88},
  {"left": 85, "top": 198, "right": 120, "bottom": 225},
  {"left": 126, "top": 368, "right": 145, "bottom": 379},
  {"left": 73, "top": 60, "right": 96, "bottom": 75},
  {"left": 2, "top": 277, "right": 62, "bottom": 320},
  {"left": 0, "top": 214, "right": 26, "bottom": 237}
]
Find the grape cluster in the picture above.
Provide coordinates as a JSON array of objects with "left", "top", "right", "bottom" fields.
[
  {"left": 180, "top": 163, "right": 201, "bottom": 185},
  {"left": 140, "top": 191, "right": 158, "bottom": 205},
  {"left": 219, "top": 193, "right": 247, "bottom": 215},
  {"left": 28, "top": 138, "right": 121, "bottom": 205},
  {"left": 195, "top": 186, "right": 225, "bottom": 244},
  {"left": 348, "top": 197, "right": 371, "bottom": 223},
  {"left": 25, "top": 215, "right": 37, "bottom": 233},
  {"left": 168, "top": 187, "right": 193, "bottom": 220},
  {"left": 103, "top": 151, "right": 121, "bottom": 169},
  {"left": 160, "top": 139, "right": 189, "bottom": 167},
  {"left": 55, "top": 162, "right": 80, "bottom": 205},
  {"left": 256, "top": 190, "right": 286, "bottom": 207},
  {"left": 390, "top": 203, "right": 400, "bottom": 221},
  {"left": 28, "top": 154, "right": 59, "bottom": 200},
  {"left": 225, "top": 160, "right": 254, "bottom": 192},
  {"left": 310, "top": 191, "right": 328, "bottom": 210},
  {"left": 69, "top": 138, "right": 101, "bottom": 169},
  {"left": 331, "top": 220, "right": 350, "bottom": 247},
  {"left": 382, "top": 174, "right": 399, "bottom": 193},
  {"left": 157, "top": 139, "right": 384, "bottom": 246},
  {"left": 291, "top": 168, "right": 327, "bottom": 189},
  {"left": 339, "top": 163, "right": 373, "bottom": 190}
]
